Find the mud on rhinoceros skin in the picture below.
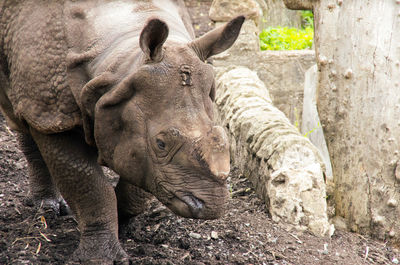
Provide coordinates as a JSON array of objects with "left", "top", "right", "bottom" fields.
[{"left": 0, "top": 0, "right": 244, "bottom": 263}]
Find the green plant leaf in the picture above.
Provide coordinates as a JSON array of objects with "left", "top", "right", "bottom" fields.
[{"left": 259, "top": 11, "right": 314, "bottom": 51}]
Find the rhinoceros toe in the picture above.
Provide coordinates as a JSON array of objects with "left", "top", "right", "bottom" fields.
[
  {"left": 23, "top": 195, "right": 71, "bottom": 216},
  {"left": 70, "top": 231, "right": 129, "bottom": 265}
]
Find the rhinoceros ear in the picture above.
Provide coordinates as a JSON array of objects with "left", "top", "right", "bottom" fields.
[
  {"left": 80, "top": 72, "right": 117, "bottom": 146},
  {"left": 140, "top": 18, "right": 169, "bottom": 62},
  {"left": 189, "top": 16, "right": 245, "bottom": 61},
  {"left": 93, "top": 73, "right": 138, "bottom": 166}
]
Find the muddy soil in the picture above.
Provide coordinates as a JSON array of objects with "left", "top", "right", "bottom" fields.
[{"left": 1, "top": 1, "right": 399, "bottom": 264}]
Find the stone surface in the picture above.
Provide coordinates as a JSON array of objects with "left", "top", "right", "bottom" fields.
[
  {"left": 331, "top": 216, "right": 347, "bottom": 231},
  {"left": 212, "top": 20, "right": 316, "bottom": 127},
  {"left": 209, "top": 0, "right": 262, "bottom": 25},
  {"left": 214, "top": 66, "right": 332, "bottom": 236},
  {"left": 210, "top": 0, "right": 302, "bottom": 29},
  {"left": 260, "top": 0, "right": 302, "bottom": 28},
  {"left": 282, "top": 0, "right": 314, "bottom": 10}
]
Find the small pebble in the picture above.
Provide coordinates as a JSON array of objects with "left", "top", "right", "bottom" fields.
[
  {"left": 372, "top": 215, "right": 385, "bottom": 226},
  {"left": 393, "top": 257, "right": 399, "bottom": 264},
  {"left": 322, "top": 243, "right": 329, "bottom": 255},
  {"left": 211, "top": 231, "right": 219, "bottom": 240},
  {"left": 387, "top": 198, "right": 398, "bottom": 207},
  {"left": 269, "top": 237, "right": 278, "bottom": 244},
  {"left": 189, "top": 232, "right": 201, "bottom": 239}
]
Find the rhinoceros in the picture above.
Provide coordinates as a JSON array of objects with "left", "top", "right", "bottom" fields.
[{"left": 0, "top": 0, "right": 244, "bottom": 262}]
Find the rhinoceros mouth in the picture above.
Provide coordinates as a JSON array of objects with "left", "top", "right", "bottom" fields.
[
  {"left": 181, "top": 194, "right": 204, "bottom": 214},
  {"left": 166, "top": 192, "right": 205, "bottom": 219}
]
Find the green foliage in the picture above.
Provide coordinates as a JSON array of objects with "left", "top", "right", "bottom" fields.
[
  {"left": 300, "top": 10, "right": 314, "bottom": 29},
  {"left": 259, "top": 11, "right": 314, "bottom": 51},
  {"left": 259, "top": 26, "right": 314, "bottom": 51}
]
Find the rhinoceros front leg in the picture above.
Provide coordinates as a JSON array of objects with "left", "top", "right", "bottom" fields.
[
  {"left": 116, "top": 181, "right": 152, "bottom": 222},
  {"left": 29, "top": 128, "right": 128, "bottom": 263},
  {"left": 16, "top": 132, "right": 70, "bottom": 215}
]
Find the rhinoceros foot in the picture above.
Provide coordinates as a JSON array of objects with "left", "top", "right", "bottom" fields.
[
  {"left": 70, "top": 231, "right": 129, "bottom": 265},
  {"left": 24, "top": 196, "right": 71, "bottom": 216}
]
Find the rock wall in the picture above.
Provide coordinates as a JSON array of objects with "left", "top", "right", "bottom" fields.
[
  {"left": 260, "top": 0, "right": 302, "bottom": 28},
  {"left": 209, "top": 0, "right": 302, "bottom": 29},
  {"left": 209, "top": 0, "right": 262, "bottom": 26},
  {"left": 214, "top": 66, "right": 332, "bottom": 237},
  {"left": 212, "top": 20, "right": 315, "bottom": 128},
  {"left": 209, "top": 3, "right": 332, "bottom": 236}
]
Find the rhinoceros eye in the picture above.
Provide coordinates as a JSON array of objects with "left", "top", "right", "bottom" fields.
[{"left": 156, "top": 139, "right": 166, "bottom": 150}]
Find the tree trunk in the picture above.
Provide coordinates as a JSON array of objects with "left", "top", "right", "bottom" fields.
[{"left": 284, "top": 0, "right": 400, "bottom": 244}]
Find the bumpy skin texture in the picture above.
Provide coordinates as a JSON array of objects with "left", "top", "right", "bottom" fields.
[
  {"left": 1, "top": 0, "right": 80, "bottom": 133},
  {"left": 16, "top": 132, "right": 70, "bottom": 215},
  {"left": 116, "top": 181, "right": 153, "bottom": 221},
  {"left": 30, "top": 128, "right": 128, "bottom": 262},
  {"left": 0, "top": 0, "right": 244, "bottom": 262}
]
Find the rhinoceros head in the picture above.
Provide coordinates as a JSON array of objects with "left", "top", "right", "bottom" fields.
[{"left": 89, "top": 16, "right": 244, "bottom": 219}]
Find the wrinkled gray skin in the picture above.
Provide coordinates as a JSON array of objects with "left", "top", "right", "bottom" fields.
[{"left": 0, "top": 0, "right": 244, "bottom": 263}]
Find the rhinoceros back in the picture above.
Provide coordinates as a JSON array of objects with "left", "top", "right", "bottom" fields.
[
  {"left": 1, "top": 0, "right": 193, "bottom": 133},
  {"left": 70, "top": 0, "right": 194, "bottom": 77}
]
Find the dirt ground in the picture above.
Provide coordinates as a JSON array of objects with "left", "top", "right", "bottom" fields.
[{"left": 1, "top": 1, "right": 399, "bottom": 264}]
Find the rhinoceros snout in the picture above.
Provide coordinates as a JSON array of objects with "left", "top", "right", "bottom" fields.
[{"left": 148, "top": 124, "right": 230, "bottom": 219}]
